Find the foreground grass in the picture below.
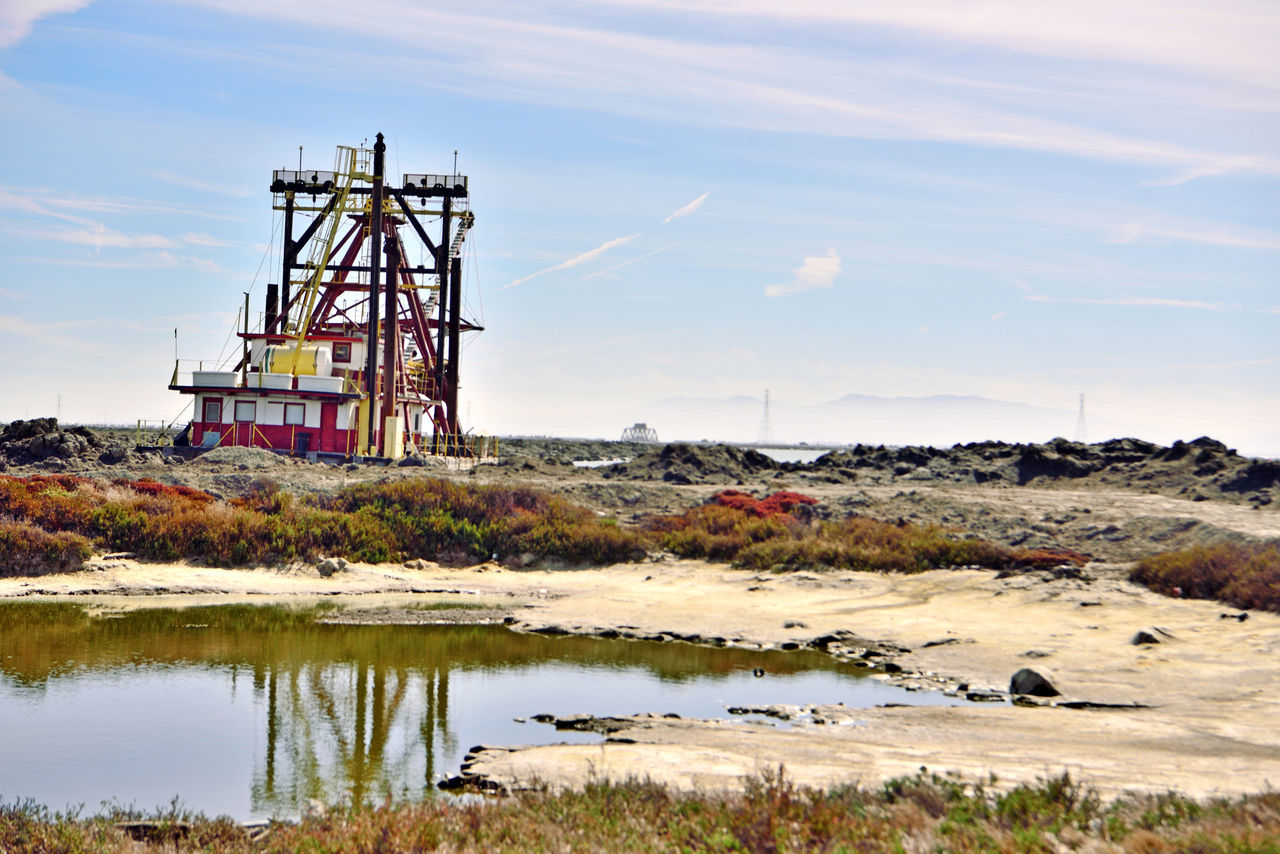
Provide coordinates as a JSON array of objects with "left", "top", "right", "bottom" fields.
[
  {"left": 3, "top": 773, "right": 1278, "bottom": 853},
  {"left": 1130, "top": 540, "right": 1280, "bottom": 613}
]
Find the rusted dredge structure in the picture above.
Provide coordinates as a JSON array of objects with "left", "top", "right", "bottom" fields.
[{"left": 170, "top": 134, "right": 485, "bottom": 459}]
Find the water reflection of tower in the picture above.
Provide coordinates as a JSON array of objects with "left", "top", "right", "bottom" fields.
[
  {"left": 251, "top": 657, "right": 454, "bottom": 814},
  {"left": 421, "top": 665, "right": 450, "bottom": 787}
]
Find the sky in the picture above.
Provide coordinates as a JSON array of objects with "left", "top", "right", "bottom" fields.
[{"left": 0, "top": 0, "right": 1276, "bottom": 453}]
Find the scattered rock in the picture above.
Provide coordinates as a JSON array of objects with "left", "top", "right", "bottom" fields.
[
  {"left": 965, "top": 689, "right": 1006, "bottom": 702},
  {"left": 1010, "top": 667, "right": 1061, "bottom": 697},
  {"left": 727, "top": 704, "right": 800, "bottom": 720},
  {"left": 1131, "top": 630, "right": 1161, "bottom": 645},
  {"left": 316, "top": 556, "right": 349, "bottom": 577}
]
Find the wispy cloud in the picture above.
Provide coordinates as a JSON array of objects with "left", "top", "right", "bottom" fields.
[
  {"left": 583, "top": 0, "right": 1280, "bottom": 91},
  {"left": 582, "top": 243, "right": 677, "bottom": 281},
  {"left": 0, "top": 185, "right": 242, "bottom": 260},
  {"left": 167, "top": 0, "right": 1280, "bottom": 179},
  {"left": 1107, "top": 219, "right": 1280, "bottom": 250},
  {"left": 990, "top": 311, "right": 1006, "bottom": 321},
  {"left": 500, "top": 234, "right": 640, "bottom": 290},
  {"left": 0, "top": 313, "right": 99, "bottom": 348},
  {"left": 181, "top": 231, "right": 230, "bottom": 247},
  {"left": 12, "top": 251, "right": 223, "bottom": 272},
  {"left": 1141, "top": 156, "right": 1275, "bottom": 187},
  {"left": 0, "top": 0, "right": 91, "bottom": 50},
  {"left": 662, "top": 191, "right": 710, "bottom": 224},
  {"left": 1012, "top": 279, "right": 1229, "bottom": 310},
  {"left": 0, "top": 186, "right": 247, "bottom": 223},
  {"left": 148, "top": 169, "right": 253, "bottom": 198},
  {"left": 2, "top": 223, "right": 177, "bottom": 251},
  {"left": 1018, "top": 287, "right": 1225, "bottom": 311},
  {"left": 765, "top": 248, "right": 841, "bottom": 298}
]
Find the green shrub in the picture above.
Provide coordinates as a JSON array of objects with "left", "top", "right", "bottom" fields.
[{"left": 0, "top": 519, "right": 92, "bottom": 576}]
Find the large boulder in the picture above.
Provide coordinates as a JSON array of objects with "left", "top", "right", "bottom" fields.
[{"left": 1009, "top": 667, "right": 1061, "bottom": 697}]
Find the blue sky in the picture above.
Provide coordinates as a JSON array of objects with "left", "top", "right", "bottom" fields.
[{"left": 1, "top": 1, "right": 1276, "bottom": 452}]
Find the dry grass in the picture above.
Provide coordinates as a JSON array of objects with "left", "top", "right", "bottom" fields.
[
  {"left": 0, "top": 477, "right": 1087, "bottom": 576},
  {"left": 1130, "top": 540, "right": 1280, "bottom": 613},
  {"left": 2, "top": 772, "right": 1278, "bottom": 853},
  {"left": 648, "top": 491, "right": 1089, "bottom": 573},
  {"left": 0, "top": 474, "right": 644, "bottom": 571}
]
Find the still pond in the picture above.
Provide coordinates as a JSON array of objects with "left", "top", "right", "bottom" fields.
[{"left": 0, "top": 600, "right": 961, "bottom": 820}]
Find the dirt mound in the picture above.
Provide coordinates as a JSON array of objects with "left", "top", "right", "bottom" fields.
[
  {"left": 603, "top": 443, "right": 779, "bottom": 484},
  {"left": 494, "top": 452, "right": 573, "bottom": 475},
  {"left": 191, "top": 446, "right": 286, "bottom": 470},
  {"left": 0, "top": 418, "right": 59, "bottom": 444},
  {"left": 0, "top": 418, "right": 137, "bottom": 467}
]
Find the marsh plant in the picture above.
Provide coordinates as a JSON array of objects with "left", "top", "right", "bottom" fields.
[
  {"left": 647, "top": 490, "right": 1088, "bottom": 573},
  {"left": 2, "top": 772, "right": 1278, "bottom": 853},
  {"left": 1130, "top": 540, "right": 1280, "bottom": 612},
  {"left": 0, "top": 475, "right": 644, "bottom": 573}
]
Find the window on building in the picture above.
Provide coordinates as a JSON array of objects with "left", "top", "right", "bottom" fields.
[
  {"left": 284, "top": 402, "right": 305, "bottom": 426},
  {"left": 333, "top": 342, "right": 351, "bottom": 363},
  {"left": 234, "top": 400, "right": 257, "bottom": 422},
  {"left": 203, "top": 399, "right": 222, "bottom": 423}
]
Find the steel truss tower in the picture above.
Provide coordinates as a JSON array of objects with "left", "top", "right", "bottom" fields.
[{"left": 268, "top": 134, "right": 482, "bottom": 454}]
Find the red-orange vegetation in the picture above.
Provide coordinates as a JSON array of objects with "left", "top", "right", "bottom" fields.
[{"left": 709, "top": 489, "right": 818, "bottom": 518}]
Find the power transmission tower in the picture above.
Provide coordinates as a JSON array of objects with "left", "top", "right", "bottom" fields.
[
  {"left": 1073, "top": 393, "right": 1088, "bottom": 444},
  {"left": 757, "top": 389, "right": 774, "bottom": 445}
]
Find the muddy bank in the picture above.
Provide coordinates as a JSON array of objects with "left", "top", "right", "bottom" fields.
[{"left": 458, "top": 562, "right": 1280, "bottom": 799}]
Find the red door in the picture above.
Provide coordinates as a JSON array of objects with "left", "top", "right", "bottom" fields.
[{"left": 319, "top": 402, "right": 338, "bottom": 452}]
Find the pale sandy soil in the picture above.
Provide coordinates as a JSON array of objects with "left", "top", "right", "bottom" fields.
[{"left": 5, "top": 548, "right": 1278, "bottom": 800}]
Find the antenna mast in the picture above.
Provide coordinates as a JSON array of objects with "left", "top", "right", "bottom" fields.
[
  {"left": 757, "top": 389, "right": 774, "bottom": 445},
  {"left": 1073, "top": 393, "right": 1088, "bottom": 444}
]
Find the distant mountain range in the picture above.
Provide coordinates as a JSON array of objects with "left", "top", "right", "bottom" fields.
[{"left": 605, "top": 393, "right": 1278, "bottom": 457}]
